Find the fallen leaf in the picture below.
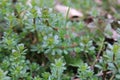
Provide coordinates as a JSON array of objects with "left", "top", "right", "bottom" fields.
[
  {"left": 111, "top": 29, "right": 120, "bottom": 41},
  {"left": 54, "top": 4, "right": 83, "bottom": 21},
  {"left": 71, "top": 76, "right": 80, "bottom": 80},
  {"left": 117, "top": 0, "right": 120, "bottom": 4},
  {"left": 95, "top": 0, "right": 102, "bottom": 5},
  {"left": 26, "top": 0, "right": 32, "bottom": 8}
]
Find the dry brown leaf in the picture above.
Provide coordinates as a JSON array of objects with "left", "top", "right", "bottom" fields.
[
  {"left": 26, "top": 0, "right": 32, "bottom": 7},
  {"left": 106, "top": 14, "right": 113, "bottom": 19},
  {"left": 95, "top": 0, "right": 102, "bottom": 5},
  {"left": 54, "top": 4, "right": 83, "bottom": 21},
  {"left": 71, "top": 77, "right": 80, "bottom": 80},
  {"left": 111, "top": 29, "right": 120, "bottom": 41},
  {"left": 73, "top": 79, "right": 80, "bottom": 80},
  {"left": 104, "top": 23, "right": 120, "bottom": 41},
  {"left": 117, "top": 0, "right": 120, "bottom": 4}
]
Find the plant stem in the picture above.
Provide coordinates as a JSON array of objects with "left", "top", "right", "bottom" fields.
[
  {"left": 33, "top": 18, "right": 39, "bottom": 43},
  {"left": 109, "top": 74, "right": 114, "bottom": 80},
  {"left": 91, "top": 38, "right": 105, "bottom": 70}
]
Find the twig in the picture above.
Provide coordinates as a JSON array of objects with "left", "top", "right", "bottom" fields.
[{"left": 96, "top": 71, "right": 113, "bottom": 77}]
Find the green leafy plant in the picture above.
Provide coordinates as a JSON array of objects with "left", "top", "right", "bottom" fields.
[
  {"left": 49, "top": 58, "right": 66, "bottom": 80},
  {"left": 0, "top": 0, "right": 120, "bottom": 80},
  {"left": 0, "top": 68, "right": 10, "bottom": 80},
  {"left": 77, "top": 63, "right": 98, "bottom": 80}
]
